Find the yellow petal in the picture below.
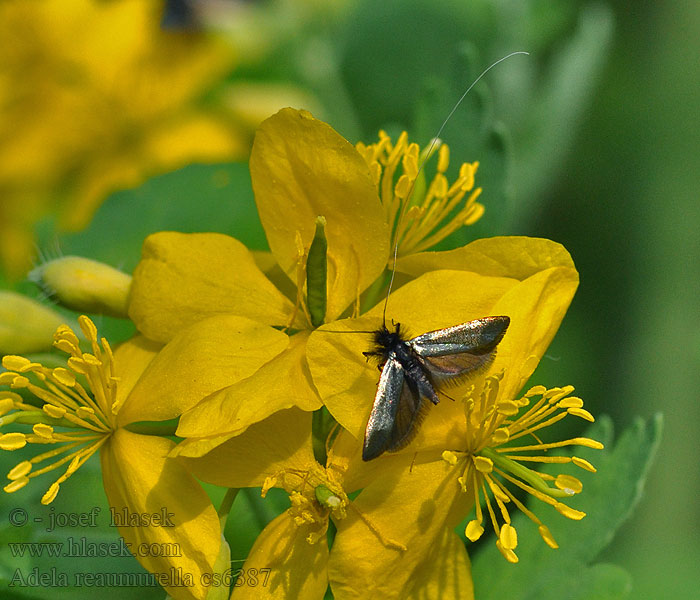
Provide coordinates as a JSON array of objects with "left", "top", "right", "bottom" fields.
[
  {"left": 395, "top": 236, "right": 574, "bottom": 280},
  {"left": 250, "top": 108, "right": 390, "bottom": 320},
  {"left": 180, "top": 408, "right": 316, "bottom": 488},
  {"left": 487, "top": 262, "right": 579, "bottom": 405},
  {"left": 101, "top": 430, "right": 220, "bottom": 600},
  {"left": 174, "top": 331, "right": 319, "bottom": 445},
  {"left": 129, "top": 232, "right": 297, "bottom": 343},
  {"left": 328, "top": 458, "right": 472, "bottom": 598},
  {"left": 118, "top": 315, "right": 288, "bottom": 426},
  {"left": 111, "top": 335, "right": 162, "bottom": 410},
  {"left": 231, "top": 511, "right": 329, "bottom": 600},
  {"left": 403, "top": 530, "right": 474, "bottom": 600}
]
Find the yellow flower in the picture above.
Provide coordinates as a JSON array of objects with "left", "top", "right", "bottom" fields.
[
  {"left": 305, "top": 235, "right": 583, "bottom": 597},
  {"left": 307, "top": 235, "right": 579, "bottom": 447},
  {"left": 182, "top": 408, "right": 408, "bottom": 599},
  {"left": 129, "top": 108, "right": 485, "bottom": 458},
  {"left": 0, "top": 0, "right": 244, "bottom": 278},
  {"left": 0, "top": 314, "right": 288, "bottom": 600}
]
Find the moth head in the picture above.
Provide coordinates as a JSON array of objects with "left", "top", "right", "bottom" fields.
[{"left": 362, "top": 322, "right": 406, "bottom": 364}]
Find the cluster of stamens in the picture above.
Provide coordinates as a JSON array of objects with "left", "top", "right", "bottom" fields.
[
  {"left": 261, "top": 463, "right": 349, "bottom": 544},
  {"left": 442, "top": 372, "right": 603, "bottom": 562},
  {"left": 0, "top": 316, "right": 119, "bottom": 504},
  {"left": 356, "top": 130, "right": 484, "bottom": 258}
]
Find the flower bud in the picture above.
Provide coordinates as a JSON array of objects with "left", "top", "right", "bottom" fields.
[
  {"left": 0, "top": 292, "right": 63, "bottom": 354},
  {"left": 30, "top": 256, "right": 131, "bottom": 318}
]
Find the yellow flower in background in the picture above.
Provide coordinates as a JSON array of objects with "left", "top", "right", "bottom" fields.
[
  {"left": 129, "top": 108, "right": 487, "bottom": 459},
  {"left": 0, "top": 314, "right": 288, "bottom": 599},
  {"left": 0, "top": 0, "right": 245, "bottom": 278}
]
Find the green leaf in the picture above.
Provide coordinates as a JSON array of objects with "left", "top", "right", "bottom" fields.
[
  {"left": 339, "top": 0, "right": 488, "bottom": 137},
  {"left": 507, "top": 3, "right": 615, "bottom": 227},
  {"left": 412, "top": 43, "right": 513, "bottom": 242},
  {"left": 471, "top": 414, "right": 663, "bottom": 600}
]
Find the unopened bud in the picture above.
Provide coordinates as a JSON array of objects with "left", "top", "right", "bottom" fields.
[
  {"left": 30, "top": 257, "right": 131, "bottom": 318},
  {"left": 0, "top": 292, "right": 63, "bottom": 354}
]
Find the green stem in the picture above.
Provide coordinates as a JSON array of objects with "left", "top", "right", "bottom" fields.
[
  {"left": 360, "top": 268, "right": 392, "bottom": 315},
  {"left": 217, "top": 488, "right": 240, "bottom": 530}
]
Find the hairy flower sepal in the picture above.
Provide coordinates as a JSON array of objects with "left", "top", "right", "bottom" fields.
[
  {"left": 29, "top": 256, "right": 131, "bottom": 318},
  {"left": 0, "top": 314, "right": 290, "bottom": 600}
]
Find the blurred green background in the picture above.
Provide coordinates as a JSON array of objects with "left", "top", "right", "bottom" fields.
[{"left": 1, "top": 1, "right": 697, "bottom": 598}]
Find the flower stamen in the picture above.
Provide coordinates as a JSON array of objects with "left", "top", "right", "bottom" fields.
[
  {"left": 445, "top": 380, "right": 602, "bottom": 561},
  {"left": 0, "top": 316, "right": 120, "bottom": 504},
  {"left": 356, "top": 131, "right": 484, "bottom": 259}
]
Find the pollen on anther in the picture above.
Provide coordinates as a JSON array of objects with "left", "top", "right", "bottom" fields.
[
  {"left": 465, "top": 520, "right": 484, "bottom": 542},
  {"left": 42, "top": 482, "right": 60, "bottom": 505},
  {"left": 555, "top": 474, "right": 582, "bottom": 494},
  {"left": 43, "top": 404, "right": 67, "bottom": 419},
  {"left": 4, "top": 478, "right": 29, "bottom": 493},
  {"left": 0, "top": 432, "right": 27, "bottom": 450},
  {"left": 474, "top": 455, "right": 493, "bottom": 473},
  {"left": 572, "top": 457, "right": 597, "bottom": 472},
  {"left": 52, "top": 368, "right": 76, "bottom": 387},
  {"left": 499, "top": 523, "right": 518, "bottom": 550},
  {"left": 538, "top": 525, "right": 559, "bottom": 549},
  {"left": 33, "top": 424, "right": 54, "bottom": 439},
  {"left": 2, "top": 356, "right": 32, "bottom": 371},
  {"left": 8, "top": 461, "right": 32, "bottom": 479}
]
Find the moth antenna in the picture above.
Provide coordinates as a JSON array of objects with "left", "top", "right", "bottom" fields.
[{"left": 380, "top": 50, "right": 529, "bottom": 327}]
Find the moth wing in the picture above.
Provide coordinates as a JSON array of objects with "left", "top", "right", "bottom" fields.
[
  {"left": 363, "top": 356, "right": 426, "bottom": 460},
  {"left": 409, "top": 316, "right": 510, "bottom": 385},
  {"left": 387, "top": 379, "right": 427, "bottom": 453}
]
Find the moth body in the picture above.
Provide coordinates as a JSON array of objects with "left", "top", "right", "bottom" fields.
[{"left": 362, "top": 316, "right": 510, "bottom": 461}]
